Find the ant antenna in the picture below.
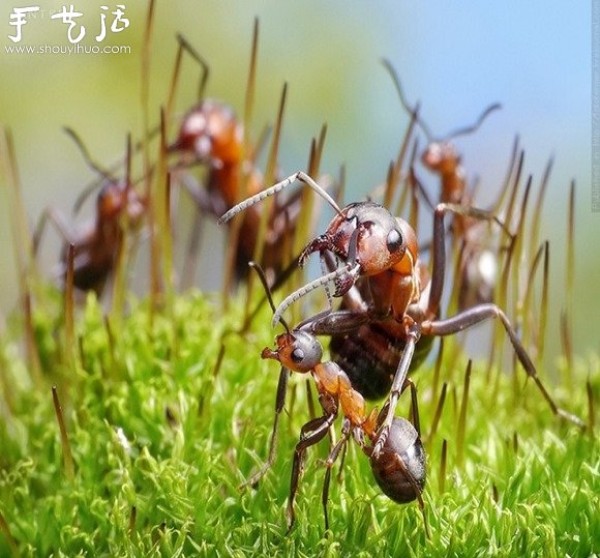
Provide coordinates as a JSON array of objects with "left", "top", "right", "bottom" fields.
[
  {"left": 382, "top": 58, "right": 501, "bottom": 142},
  {"left": 381, "top": 58, "right": 434, "bottom": 141},
  {"left": 218, "top": 171, "right": 344, "bottom": 225},
  {"left": 63, "top": 127, "right": 118, "bottom": 214},
  {"left": 271, "top": 262, "right": 360, "bottom": 329},
  {"left": 64, "top": 127, "right": 114, "bottom": 182},
  {"left": 175, "top": 33, "right": 210, "bottom": 101},
  {"left": 445, "top": 102, "right": 501, "bottom": 140},
  {"left": 248, "top": 261, "right": 291, "bottom": 333}
]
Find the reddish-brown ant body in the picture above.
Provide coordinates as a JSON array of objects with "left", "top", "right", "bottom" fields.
[
  {"left": 170, "top": 97, "right": 252, "bottom": 217},
  {"left": 221, "top": 171, "right": 584, "bottom": 459},
  {"left": 168, "top": 26, "right": 304, "bottom": 285},
  {"left": 245, "top": 262, "right": 426, "bottom": 532},
  {"left": 33, "top": 130, "right": 144, "bottom": 295}
]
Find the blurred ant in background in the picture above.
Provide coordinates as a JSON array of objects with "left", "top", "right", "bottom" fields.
[
  {"left": 245, "top": 262, "right": 427, "bottom": 532},
  {"left": 382, "top": 60, "right": 508, "bottom": 311},
  {"left": 33, "top": 129, "right": 145, "bottom": 296},
  {"left": 167, "top": 23, "right": 310, "bottom": 288}
]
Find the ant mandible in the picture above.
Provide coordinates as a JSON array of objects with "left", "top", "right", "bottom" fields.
[
  {"left": 220, "top": 171, "right": 584, "bottom": 459},
  {"left": 246, "top": 262, "right": 427, "bottom": 532}
]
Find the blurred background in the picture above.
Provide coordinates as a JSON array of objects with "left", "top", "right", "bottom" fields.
[{"left": 0, "top": 1, "right": 596, "bottom": 364}]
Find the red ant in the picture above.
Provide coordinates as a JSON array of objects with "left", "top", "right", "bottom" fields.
[
  {"left": 33, "top": 129, "right": 145, "bottom": 295},
  {"left": 382, "top": 60, "right": 506, "bottom": 310},
  {"left": 167, "top": 26, "right": 305, "bottom": 286},
  {"left": 220, "top": 172, "right": 584, "bottom": 460},
  {"left": 246, "top": 262, "right": 427, "bottom": 532}
]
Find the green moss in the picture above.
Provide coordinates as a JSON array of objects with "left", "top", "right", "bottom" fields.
[{"left": 0, "top": 291, "right": 598, "bottom": 557}]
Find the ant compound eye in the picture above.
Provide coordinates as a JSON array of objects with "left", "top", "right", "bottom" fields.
[
  {"left": 386, "top": 228, "right": 403, "bottom": 253},
  {"left": 291, "top": 348, "right": 305, "bottom": 363},
  {"left": 287, "top": 332, "right": 323, "bottom": 372}
]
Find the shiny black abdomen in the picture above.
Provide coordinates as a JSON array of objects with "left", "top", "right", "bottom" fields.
[{"left": 329, "top": 320, "right": 433, "bottom": 400}]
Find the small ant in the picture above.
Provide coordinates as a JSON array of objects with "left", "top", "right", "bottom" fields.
[
  {"left": 382, "top": 60, "right": 505, "bottom": 310},
  {"left": 220, "top": 172, "right": 584, "bottom": 460},
  {"left": 33, "top": 130, "right": 145, "bottom": 295},
  {"left": 246, "top": 262, "right": 426, "bottom": 532}
]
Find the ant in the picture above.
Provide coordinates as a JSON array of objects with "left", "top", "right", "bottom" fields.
[
  {"left": 33, "top": 129, "right": 145, "bottom": 296},
  {"left": 220, "top": 171, "right": 584, "bottom": 460},
  {"left": 167, "top": 26, "right": 306, "bottom": 286},
  {"left": 382, "top": 59, "right": 507, "bottom": 310},
  {"left": 246, "top": 262, "right": 427, "bottom": 532}
]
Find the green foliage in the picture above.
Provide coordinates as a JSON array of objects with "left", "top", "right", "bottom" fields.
[{"left": 0, "top": 292, "right": 598, "bottom": 557}]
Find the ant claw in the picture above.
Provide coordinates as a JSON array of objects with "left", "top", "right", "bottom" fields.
[
  {"left": 371, "top": 429, "right": 389, "bottom": 461},
  {"left": 285, "top": 506, "right": 296, "bottom": 534}
]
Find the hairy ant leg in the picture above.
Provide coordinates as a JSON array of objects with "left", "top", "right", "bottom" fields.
[
  {"left": 287, "top": 411, "right": 338, "bottom": 531},
  {"left": 321, "top": 419, "right": 353, "bottom": 531},
  {"left": 242, "top": 366, "right": 289, "bottom": 489},
  {"left": 420, "top": 304, "right": 583, "bottom": 426}
]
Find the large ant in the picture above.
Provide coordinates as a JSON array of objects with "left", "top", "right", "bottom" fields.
[
  {"left": 246, "top": 262, "right": 426, "bottom": 532},
  {"left": 220, "top": 172, "right": 584, "bottom": 460},
  {"left": 33, "top": 130, "right": 145, "bottom": 295}
]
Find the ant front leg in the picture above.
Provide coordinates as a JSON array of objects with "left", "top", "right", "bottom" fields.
[
  {"left": 371, "top": 324, "right": 420, "bottom": 458},
  {"left": 421, "top": 304, "right": 585, "bottom": 428},
  {"left": 287, "top": 412, "right": 337, "bottom": 532},
  {"left": 242, "top": 367, "right": 290, "bottom": 489}
]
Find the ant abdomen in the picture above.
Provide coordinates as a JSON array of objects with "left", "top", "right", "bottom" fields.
[
  {"left": 369, "top": 417, "right": 426, "bottom": 504},
  {"left": 329, "top": 322, "right": 433, "bottom": 400}
]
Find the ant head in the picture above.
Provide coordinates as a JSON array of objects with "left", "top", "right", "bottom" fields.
[
  {"left": 95, "top": 180, "right": 145, "bottom": 229},
  {"left": 96, "top": 181, "right": 126, "bottom": 220},
  {"left": 172, "top": 99, "right": 243, "bottom": 165},
  {"left": 302, "top": 202, "right": 418, "bottom": 278},
  {"left": 369, "top": 417, "right": 426, "bottom": 503},
  {"left": 421, "top": 141, "right": 461, "bottom": 174},
  {"left": 261, "top": 331, "right": 323, "bottom": 373}
]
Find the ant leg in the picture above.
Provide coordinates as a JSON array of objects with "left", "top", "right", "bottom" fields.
[
  {"left": 372, "top": 325, "right": 420, "bottom": 458},
  {"left": 406, "top": 379, "right": 421, "bottom": 437},
  {"left": 421, "top": 304, "right": 584, "bottom": 428},
  {"left": 287, "top": 412, "right": 337, "bottom": 532},
  {"left": 298, "top": 308, "right": 373, "bottom": 336},
  {"left": 219, "top": 170, "right": 342, "bottom": 225},
  {"left": 242, "top": 367, "right": 290, "bottom": 489},
  {"left": 176, "top": 173, "right": 219, "bottom": 291},
  {"left": 321, "top": 420, "right": 352, "bottom": 532},
  {"left": 427, "top": 202, "right": 509, "bottom": 320},
  {"left": 179, "top": 172, "right": 227, "bottom": 216},
  {"left": 33, "top": 207, "right": 75, "bottom": 257}
]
